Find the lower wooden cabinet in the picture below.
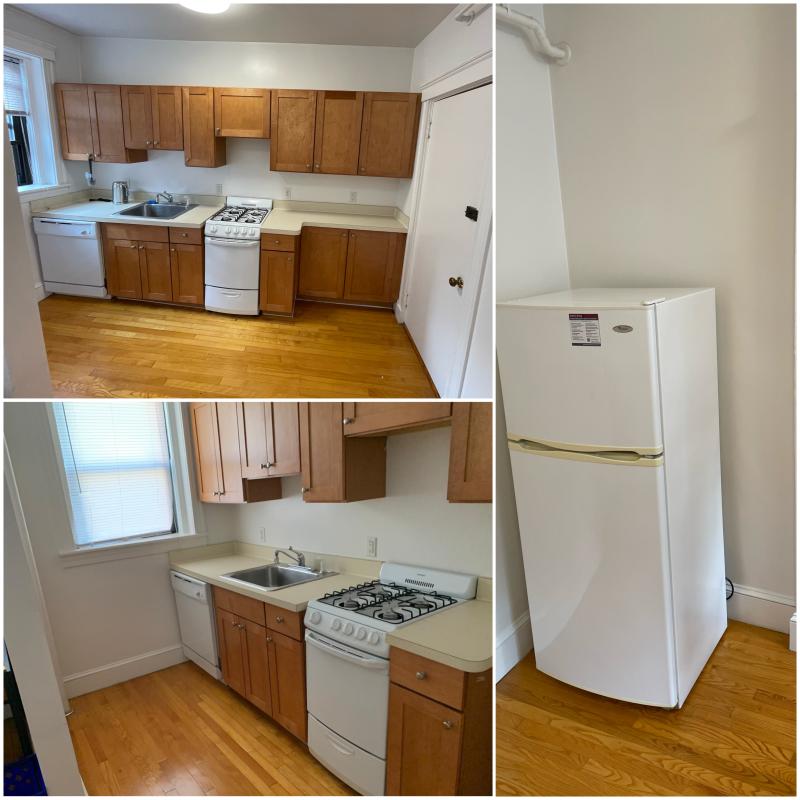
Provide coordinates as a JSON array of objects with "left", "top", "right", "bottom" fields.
[
  {"left": 298, "top": 226, "right": 349, "bottom": 299},
  {"left": 139, "top": 241, "right": 172, "bottom": 302},
  {"left": 260, "top": 250, "right": 298, "bottom": 315},
  {"left": 169, "top": 243, "right": 204, "bottom": 305},
  {"left": 447, "top": 403, "right": 492, "bottom": 503},
  {"left": 267, "top": 629, "right": 307, "bottom": 741},
  {"left": 104, "top": 238, "right": 143, "bottom": 299}
]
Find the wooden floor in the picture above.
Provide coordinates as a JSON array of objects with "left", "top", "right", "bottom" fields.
[
  {"left": 39, "top": 295, "right": 436, "bottom": 398},
  {"left": 496, "top": 621, "right": 796, "bottom": 796},
  {"left": 67, "top": 661, "right": 354, "bottom": 796}
]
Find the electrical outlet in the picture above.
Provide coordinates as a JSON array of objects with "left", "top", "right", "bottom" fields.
[
  {"left": 259, "top": 527, "right": 266, "bottom": 543},
  {"left": 215, "top": 183, "right": 223, "bottom": 196},
  {"left": 350, "top": 191, "right": 358, "bottom": 203},
  {"left": 367, "top": 537, "right": 378, "bottom": 558},
  {"left": 284, "top": 187, "right": 292, "bottom": 199}
]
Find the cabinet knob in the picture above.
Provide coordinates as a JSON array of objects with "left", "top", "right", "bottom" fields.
[
  {"left": 448, "top": 276, "right": 464, "bottom": 289},
  {"left": 314, "top": 163, "right": 320, "bottom": 169},
  {"left": 154, "top": 140, "right": 159, "bottom": 146},
  {"left": 215, "top": 127, "right": 221, "bottom": 135},
  {"left": 442, "top": 720, "right": 454, "bottom": 729},
  {"left": 181, "top": 232, "right": 188, "bottom": 237},
  {"left": 231, "top": 620, "right": 238, "bottom": 627},
  {"left": 301, "top": 487, "right": 309, "bottom": 494},
  {"left": 171, "top": 248, "right": 176, "bottom": 252},
  {"left": 139, "top": 245, "right": 144, "bottom": 250},
  {"left": 341, "top": 232, "right": 347, "bottom": 238},
  {"left": 129, "top": 244, "right": 137, "bottom": 248},
  {"left": 260, "top": 462, "right": 272, "bottom": 469},
  {"left": 266, "top": 635, "right": 273, "bottom": 643},
  {"left": 342, "top": 417, "right": 353, "bottom": 425},
  {"left": 238, "top": 623, "right": 246, "bottom": 630},
  {"left": 359, "top": 167, "right": 365, "bottom": 172},
  {"left": 306, "top": 163, "right": 311, "bottom": 168},
  {"left": 275, "top": 616, "right": 284, "bottom": 624},
  {"left": 146, "top": 140, "right": 152, "bottom": 146},
  {"left": 415, "top": 671, "right": 426, "bottom": 680}
]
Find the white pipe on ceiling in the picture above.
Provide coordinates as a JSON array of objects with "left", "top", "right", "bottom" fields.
[{"left": 496, "top": 4, "right": 571, "bottom": 66}]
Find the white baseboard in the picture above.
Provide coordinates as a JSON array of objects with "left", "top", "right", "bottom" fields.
[
  {"left": 33, "top": 282, "right": 47, "bottom": 302},
  {"left": 728, "top": 583, "right": 796, "bottom": 635},
  {"left": 63, "top": 644, "right": 186, "bottom": 699},
  {"left": 495, "top": 611, "right": 533, "bottom": 683}
]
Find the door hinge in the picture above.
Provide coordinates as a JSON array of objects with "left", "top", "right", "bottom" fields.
[
  {"left": 426, "top": 117, "right": 433, "bottom": 140},
  {"left": 465, "top": 206, "right": 479, "bottom": 222}
]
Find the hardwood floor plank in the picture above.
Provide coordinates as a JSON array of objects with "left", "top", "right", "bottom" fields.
[
  {"left": 40, "top": 295, "right": 436, "bottom": 398},
  {"left": 496, "top": 621, "right": 796, "bottom": 796}
]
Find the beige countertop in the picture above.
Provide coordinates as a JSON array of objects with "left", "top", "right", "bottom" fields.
[
  {"left": 32, "top": 200, "right": 223, "bottom": 229},
  {"left": 386, "top": 599, "right": 493, "bottom": 674},
  {"left": 261, "top": 208, "right": 408, "bottom": 236}
]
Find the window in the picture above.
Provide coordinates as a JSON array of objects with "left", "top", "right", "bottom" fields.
[
  {"left": 53, "top": 402, "right": 178, "bottom": 547},
  {"left": 4, "top": 55, "right": 34, "bottom": 185}
]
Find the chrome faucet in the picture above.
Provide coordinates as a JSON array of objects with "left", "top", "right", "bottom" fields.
[
  {"left": 156, "top": 190, "right": 174, "bottom": 204},
  {"left": 274, "top": 546, "right": 306, "bottom": 567}
]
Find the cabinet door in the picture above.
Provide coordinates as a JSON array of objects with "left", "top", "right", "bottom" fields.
[
  {"left": 190, "top": 402, "right": 222, "bottom": 502},
  {"left": 104, "top": 239, "right": 142, "bottom": 300},
  {"left": 183, "top": 87, "right": 226, "bottom": 167},
  {"left": 270, "top": 89, "right": 316, "bottom": 173},
  {"left": 386, "top": 684, "right": 464, "bottom": 796},
  {"left": 151, "top": 86, "right": 183, "bottom": 150},
  {"left": 267, "top": 629, "right": 307, "bottom": 741},
  {"left": 120, "top": 85, "right": 153, "bottom": 149},
  {"left": 238, "top": 403, "right": 270, "bottom": 480},
  {"left": 214, "top": 88, "right": 270, "bottom": 138},
  {"left": 342, "top": 402, "right": 452, "bottom": 436},
  {"left": 55, "top": 84, "right": 93, "bottom": 159},
  {"left": 447, "top": 403, "right": 492, "bottom": 503},
  {"left": 243, "top": 619, "right": 272, "bottom": 715},
  {"left": 267, "top": 403, "right": 301, "bottom": 477},
  {"left": 216, "top": 402, "right": 244, "bottom": 503},
  {"left": 343, "top": 230, "right": 406, "bottom": 304},
  {"left": 298, "top": 227, "right": 349, "bottom": 299},
  {"left": 259, "top": 250, "right": 296, "bottom": 315},
  {"left": 139, "top": 241, "right": 173, "bottom": 302},
  {"left": 358, "top": 93, "right": 421, "bottom": 178},
  {"left": 299, "top": 402, "right": 345, "bottom": 502},
  {"left": 169, "top": 243, "right": 204, "bottom": 305},
  {"left": 216, "top": 609, "right": 247, "bottom": 698},
  {"left": 313, "top": 90, "right": 363, "bottom": 175},
  {"left": 88, "top": 84, "right": 143, "bottom": 163}
]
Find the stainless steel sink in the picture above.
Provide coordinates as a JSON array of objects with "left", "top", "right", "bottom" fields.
[
  {"left": 223, "top": 564, "right": 337, "bottom": 591},
  {"left": 115, "top": 202, "right": 197, "bottom": 220}
]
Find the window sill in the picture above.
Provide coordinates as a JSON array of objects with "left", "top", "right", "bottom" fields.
[
  {"left": 59, "top": 533, "right": 208, "bottom": 568},
  {"left": 17, "top": 183, "right": 72, "bottom": 203}
]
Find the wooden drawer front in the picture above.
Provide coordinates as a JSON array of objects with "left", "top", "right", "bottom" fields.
[
  {"left": 102, "top": 222, "right": 169, "bottom": 243},
  {"left": 264, "top": 603, "right": 303, "bottom": 640},
  {"left": 390, "top": 648, "right": 467, "bottom": 710},
  {"left": 261, "top": 233, "right": 298, "bottom": 252},
  {"left": 169, "top": 226, "right": 202, "bottom": 245},
  {"left": 213, "top": 585, "right": 266, "bottom": 626}
]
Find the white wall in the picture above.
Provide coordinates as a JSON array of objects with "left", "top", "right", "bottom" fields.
[
  {"left": 204, "top": 425, "right": 493, "bottom": 578},
  {"left": 544, "top": 4, "right": 796, "bottom": 612},
  {"left": 79, "top": 37, "right": 413, "bottom": 205},
  {"left": 495, "top": 5, "right": 570, "bottom": 677}
]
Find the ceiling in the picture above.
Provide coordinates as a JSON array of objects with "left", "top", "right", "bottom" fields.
[{"left": 12, "top": 3, "right": 456, "bottom": 47}]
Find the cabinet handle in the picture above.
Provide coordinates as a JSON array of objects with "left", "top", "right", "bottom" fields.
[
  {"left": 275, "top": 616, "right": 284, "bottom": 624},
  {"left": 260, "top": 462, "right": 272, "bottom": 469},
  {"left": 442, "top": 720, "right": 454, "bottom": 729},
  {"left": 342, "top": 418, "right": 353, "bottom": 425},
  {"left": 415, "top": 671, "right": 426, "bottom": 680}
]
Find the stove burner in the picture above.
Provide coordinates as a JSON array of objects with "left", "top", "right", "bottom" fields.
[
  {"left": 339, "top": 599, "right": 360, "bottom": 610},
  {"left": 211, "top": 206, "right": 269, "bottom": 224},
  {"left": 405, "top": 599, "right": 434, "bottom": 609},
  {"left": 376, "top": 609, "right": 403, "bottom": 622}
]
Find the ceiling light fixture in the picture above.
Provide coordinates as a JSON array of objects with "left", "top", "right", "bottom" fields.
[{"left": 179, "top": 1, "right": 231, "bottom": 14}]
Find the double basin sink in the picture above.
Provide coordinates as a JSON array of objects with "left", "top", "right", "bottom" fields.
[
  {"left": 116, "top": 202, "right": 198, "bottom": 220},
  {"left": 223, "top": 563, "right": 337, "bottom": 592}
]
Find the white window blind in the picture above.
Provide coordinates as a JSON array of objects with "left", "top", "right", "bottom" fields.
[
  {"left": 4, "top": 55, "right": 28, "bottom": 115},
  {"left": 53, "top": 402, "right": 177, "bottom": 547}
]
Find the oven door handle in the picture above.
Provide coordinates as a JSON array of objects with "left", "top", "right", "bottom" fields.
[
  {"left": 305, "top": 631, "right": 388, "bottom": 669},
  {"left": 204, "top": 236, "right": 259, "bottom": 248}
]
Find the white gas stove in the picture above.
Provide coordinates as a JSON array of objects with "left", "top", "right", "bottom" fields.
[{"left": 205, "top": 196, "right": 272, "bottom": 240}]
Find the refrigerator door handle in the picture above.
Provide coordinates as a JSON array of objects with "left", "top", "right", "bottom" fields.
[{"left": 509, "top": 438, "right": 664, "bottom": 467}]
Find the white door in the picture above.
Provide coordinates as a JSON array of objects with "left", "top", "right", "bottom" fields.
[
  {"left": 497, "top": 305, "right": 664, "bottom": 452},
  {"left": 509, "top": 443, "right": 678, "bottom": 707},
  {"left": 404, "top": 83, "right": 492, "bottom": 397}
]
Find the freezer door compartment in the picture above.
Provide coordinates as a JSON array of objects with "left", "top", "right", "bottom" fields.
[{"left": 510, "top": 445, "right": 678, "bottom": 707}]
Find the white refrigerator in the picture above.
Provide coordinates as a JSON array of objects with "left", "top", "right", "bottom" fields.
[{"left": 497, "top": 288, "right": 727, "bottom": 708}]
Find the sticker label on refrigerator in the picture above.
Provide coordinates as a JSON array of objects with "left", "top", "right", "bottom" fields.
[{"left": 569, "top": 313, "right": 601, "bottom": 346}]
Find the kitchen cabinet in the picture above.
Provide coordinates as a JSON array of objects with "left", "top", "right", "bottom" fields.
[
  {"left": 358, "top": 92, "right": 421, "bottom": 178},
  {"left": 183, "top": 86, "right": 226, "bottom": 167},
  {"left": 386, "top": 650, "right": 491, "bottom": 796},
  {"left": 343, "top": 230, "right": 406, "bottom": 305},
  {"left": 297, "top": 227, "right": 349, "bottom": 300},
  {"left": 122, "top": 85, "right": 184, "bottom": 150},
  {"left": 260, "top": 233, "right": 299, "bottom": 316},
  {"left": 299, "top": 402, "right": 386, "bottom": 503},
  {"left": 169, "top": 243, "right": 204, "bottom": 306},
  {"left": 447, "top": 403, "right": 492, "bottom": 503},
  {"left": 55, "top": 83, "right": 147, "bottom": 163},
  {"left": 270, "top": 89, "right": 317, "bottom": 172},
  {"left": 267, "top": 628, "right": 307, "bottom": 741},
  {"left": 342, "top": 403, "right": 452, "bottom": 436},
  {"left": 104, "top": 239, "right": 143, "bottom": 300},
  {"left": 313, "top": 90, "right": 364, "bottom": 175},
  {"left": 216, "top": 608, "right": 248, "bottom": 697},
  {"left": 139, "top": 241, "right": 173, "bottom": 302},
  {"left": 238, "top": 402, "right": 301, "bottom": 479},
  {"left": 214, "top": 88, "right": 270, "bottom": 138},
  {"left": 120, "top": 85, "right": 153, "bottom": 149}
]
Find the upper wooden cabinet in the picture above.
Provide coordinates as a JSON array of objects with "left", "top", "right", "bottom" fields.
[
  {"left": 299, "top": 403, "right": 386, "bottom": 503},
  {"left": 448, "top": 403, "right": 492, "bottom": 503},
  {"left": 122, "top": 85, "right": 184, "bottom": 150},
  {"left": 238, "top": 402, "right": 301, "bottom": 480},
  {"left": 313, "top": 90, "right": 364, "bottom": 175},
  {"left": 214, "top": 88, "right": 270, "bottom": 138},
  {"left": 342, "top": 403, "right": 452, "bottom": 436},
  {"left": 190, "top": 402, "right": 244, "bottom": 503},
  {"left": 343, "top": 230, "right": 406, "bottom": 305},
  {"left": 121, "top": 85, "right": 153, "bottom": 149},
  {"left": 358, "top": 92, "right": 421, "bottom": 178},
  {"left": 270, "top": 89, "right": 317, "bottom": 172},
  {"left": 55, "top": 83, "right": 147, "bottom": 163},
  {"left": 182, "top": 87, "right": 226, "bottom": 167}
]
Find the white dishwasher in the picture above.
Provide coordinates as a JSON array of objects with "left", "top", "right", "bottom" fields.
[
  {"left": 170, "top": 571, "right": 221, "bottom": 680},
  {"left": 33, "top": 217, "right": 109, "bottom": 298}
]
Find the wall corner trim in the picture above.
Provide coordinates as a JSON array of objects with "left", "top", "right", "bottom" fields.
[{"left": 495, "top": 610, "right": 533, "bottom": 682}]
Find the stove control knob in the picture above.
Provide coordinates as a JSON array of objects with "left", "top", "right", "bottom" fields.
[
  {"left": 225, "top": 226, "right": 232, "bottom": 234},
  {"left": 308, "top": 610, "right": 321, "bottom": 625},
  {"left": 343, "top": 623, "right": 354, "bottom": 636},
  {"left": 368, "top": 631, "right": 380, "bottom": 645},
  {"left": 355, "top": 627, "right": 367, "bottom": 641},
  {"left": 331, "top": 618, "right": 342, "bottom": 631},
  {"left": 207, "top": 225, "right": 215, "bottom": 235}
]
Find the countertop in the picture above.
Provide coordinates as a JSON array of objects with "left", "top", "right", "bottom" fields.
[
  {"left": 32, "top": 200, "right": 223, "bottom": 229},
  {"left": 386, "top": 599, "right": 493, "bottom": 674},
  {"left": 261, "top": 208, "right": 408, "bottom": 236}
]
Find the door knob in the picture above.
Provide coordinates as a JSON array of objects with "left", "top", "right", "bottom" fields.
[{"left": 448, "top": 276, "right": 464, "bottom": 289}]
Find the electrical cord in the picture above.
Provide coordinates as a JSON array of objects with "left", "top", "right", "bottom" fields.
[{"left": 726, "top": 577, "right": 734, "bottom": 600}]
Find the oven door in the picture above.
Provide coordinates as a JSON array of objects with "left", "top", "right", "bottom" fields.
[
  {"left": 305, "top": 630, "right": 389, "bottom": 759},
  {"left": 204, "top": 236, "right": 260, "bottom": 290}
]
